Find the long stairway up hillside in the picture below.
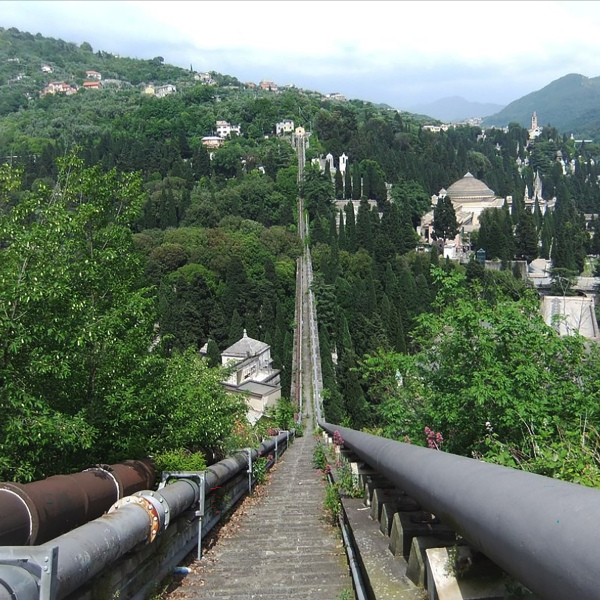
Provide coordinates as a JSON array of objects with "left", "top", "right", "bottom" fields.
[{"left": 176, "top": 426, "right": 353, "bottom": 599}]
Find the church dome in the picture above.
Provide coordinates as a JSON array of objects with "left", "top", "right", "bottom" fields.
[{"left": 445, "top": 172, "right": 496, "bottom": 202}]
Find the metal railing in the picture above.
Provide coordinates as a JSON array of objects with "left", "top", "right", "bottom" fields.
[{"left": 0, "top": 431, "right": 294, "bottom": 600}]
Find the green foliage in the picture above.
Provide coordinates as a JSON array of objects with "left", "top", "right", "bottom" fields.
[
  {"left": 274, "top": 397, "right": 296, "bottom": 430},
  {"left": 153, "top": 448, "right": 207, "bottom": 474},
  {"left": 335, "top": 457, "right": 363, "bottom": 498},
  {"left": 312, "top": 442, "right": 327, "bottom": 471},
  {"left": 483, "top": 422, "right": 600, "bottom": 488},
  {"left": 323, "top": 482, "right": 341, "bottom": 524},
  {"left": 433, "top": 196, "right": 458, "bottom": 242},
  {"left": 252, "top": 456, "right": 269, "bottom": 486},
  {"left": 357, "top": 268, "right": 600, "bottom": 488},
  {"left": 151, "top": 348, "right": 246, "bottom": 457},
  {"left": 0, "top": 157, "right": 156, "bottom": 479}
]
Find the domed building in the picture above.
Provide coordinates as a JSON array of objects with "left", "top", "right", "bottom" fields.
[{"left": 420, "top": 173, "right": 509, "bottom": 253}]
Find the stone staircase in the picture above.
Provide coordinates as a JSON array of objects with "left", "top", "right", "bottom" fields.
[{"left": 179, "top": 429, "right": 353, "bottom": 599}]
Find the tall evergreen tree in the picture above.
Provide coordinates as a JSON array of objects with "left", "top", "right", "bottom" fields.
[
  {"left": 433, "top": 196, "right": 458, "bottom": 242},
  {"left": 228, "top": 309, "right": 244, "bottom": 346},
  {"left": 206, "top": 339, "right": 221, "bottom": 368},
  {"left": 344, "top": 202, "right": 357, "bottom": 253},
  {"left": 352, "top": 162, "right": 362, "bottom": 200},
  {"left": 515, "top": 209, "right": 539, "bottom": 262},
  {"left": 356, "top": 198, "right": 373, "bottom": 253},
  {"left": 334, "top": 168, "right": 344, "bottom": 199},
  {"left": 344, "top": 166, "right": 352, "bottom": 199},
  {"left": 338, "top": 210, "right": 347, "bottom": 251}
]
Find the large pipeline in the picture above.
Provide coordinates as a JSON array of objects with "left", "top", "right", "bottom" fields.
[
  {"left": 0, "top": 459, "right": 155, "bottom": 546},
  {"left": 320, "top": 422, "right": 600, "bottom": 600},
  {"left": 0, "top": 431, "right": 292, "bottom": 600}
]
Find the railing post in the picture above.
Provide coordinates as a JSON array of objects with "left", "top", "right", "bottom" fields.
[
  {"left": 246, "top": 448, "right": 252, "bottom": 495},
  {"left": 158, "top": 471, "right": 205, "bottom": 559}
]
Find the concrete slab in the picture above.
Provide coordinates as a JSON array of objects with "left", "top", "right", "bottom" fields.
[
  {"left": 407, "top": 536, "right": 464, "bottom": 588},
  {"left": 390, "top": 512, "right": 456, "bottom": 559},
  {"left": 425, "top": 547, "right": 506, "bottom": 600}
]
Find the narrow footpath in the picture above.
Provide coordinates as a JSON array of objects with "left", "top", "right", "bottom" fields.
[{"left": 177, "top": 428, "right": 353, "bottom": 599}]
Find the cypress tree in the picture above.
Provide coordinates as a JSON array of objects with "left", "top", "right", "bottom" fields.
[
  {"left": 228, "top": 310, "right": 244, "bottom": 346},
  {"left": 245, "top": 313, "right": 260, "bottom": 339},
  {"left": 356, "top": 198, "right": 373, "bottom": 253},
  {"left": 344, "top": 166, "right": 352, "bottom": 199},
  {"left": 533, "top": 196, "right": 543, "bottom": 231},
  {"left": 336, "top": 312, "right": 354, "bottom": 362},
  {"left": 393, "top": 306, "right": 407, "bottom": 354},
  {"left": 192, "top": 144, "right": 211, "bottom": 179},
  {"left": 540, "top": 213, "right": 553, "bottom": 259},
  {"left": 337, "top": 351, "right": 370, "bottom": 429},
  {"left": 515, "top": 209, "right": 539, "bottom": 262},
  {"left": 352, "top": 163, "right": 361, "bottom": 200},
  {"left": 433, "top": 196, "right": 458, "bottom": 242},
  {"left": 209, "top": 302, "right": 229, "bottom": 347},
  {"left": 334, "top": 168, "right": 344, "bottom": 199},
  {"left": 338, "top": 210, "right": 347, "bottom": 251},
  {"left": 206, "top": 339, "right": 221, "bottom": 368},
  {"left": 344, "top": 202, "right": 357, "bottom": 252}
]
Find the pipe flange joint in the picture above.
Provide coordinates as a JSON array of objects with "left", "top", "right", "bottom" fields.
[
  {"left": 134, "top": 490, "right": 168, "bottom": 532},
  {"left": 108, "top": 494, "right": 161, "bottom": 543}
]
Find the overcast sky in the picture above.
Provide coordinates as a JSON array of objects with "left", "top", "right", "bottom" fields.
[{"left": 3, "top": 1, "right": 600, "bottom": 109}]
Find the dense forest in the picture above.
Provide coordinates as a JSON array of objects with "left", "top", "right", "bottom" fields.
[{"left": 2, "top": 26, "right": 600, "bottom": 487}]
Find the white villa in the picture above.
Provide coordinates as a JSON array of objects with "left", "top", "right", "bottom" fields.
[
  {"left": 220, "top": 330, "right": 281, "bottom": 425},
  {"left": 216, "top": 120, "right": 241, "bottom": 138}
]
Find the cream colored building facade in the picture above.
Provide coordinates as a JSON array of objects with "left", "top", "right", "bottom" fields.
[{"left": 220, "top": 330, "right": 281, "bottom": 425}]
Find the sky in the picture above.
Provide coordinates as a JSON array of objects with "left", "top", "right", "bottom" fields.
[{"left": 3, "top": 1, "right": 600, "bottom": 110}]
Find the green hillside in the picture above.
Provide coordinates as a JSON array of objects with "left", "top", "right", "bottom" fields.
[{"left": 483, "top": 73, "right": 600, "bottom": 139}]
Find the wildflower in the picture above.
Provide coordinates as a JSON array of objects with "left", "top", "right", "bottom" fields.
[{"left": 424, "top": 426, "right": 444, "bottom": 450}]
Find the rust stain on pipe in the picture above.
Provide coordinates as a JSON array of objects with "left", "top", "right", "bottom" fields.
[{"left": 0, "top": 459, "right": 155, "bottom": 545}]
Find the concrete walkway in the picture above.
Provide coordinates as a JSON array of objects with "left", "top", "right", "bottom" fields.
[{"left": 181, "top": 429, "right": 353, "bottom": 599}]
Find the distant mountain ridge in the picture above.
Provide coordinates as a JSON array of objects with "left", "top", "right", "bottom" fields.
[
  {"left": 406, "top": 96, "right": 505, "bottom": 123},
  {"left": 482, "top": 74, "right": 600, "bottom": 139}
]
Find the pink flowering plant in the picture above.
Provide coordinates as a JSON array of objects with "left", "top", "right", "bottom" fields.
[
  {"left": 424, "top": 426, "right": 443, "bottom": 450},
  {"left": 333, "top": 430, "right": 344, "bottom": 447}
]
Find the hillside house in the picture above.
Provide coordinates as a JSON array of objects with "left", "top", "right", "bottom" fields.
[
  {"left": 220, "top": 330, "right": 281, "bottom": 425},
  {"left": 195, "top": 72, "right": 215, "bottom": 84},
  {"left": 85, "top": 70, "right": 102, "bottom": 80},
  {"left": 155, "top": 84, "right": 176, "bottom": 98},
  {"left": 201, "top": 136, "right": 224, "bottom": 149},
  {"left": 324, "top": 92, "right": 346, "bottom": 102},
  {"left": 276, "top": 119, "right": 294, "bottom": 136},
  {"left": 83, "top": 81, "right": 101, "bottom": 90},
  {"left": 216, "top": 120, "right": 241, "bottom": 138},
  {"left": 260, "top": 80, "right": 278, "bottom": 92},
  {"left": 40, "top": 81, "right": 77, "bottom": 96},
  {"left": 41, "top": 64, "right": 53, "bottom": 73}
]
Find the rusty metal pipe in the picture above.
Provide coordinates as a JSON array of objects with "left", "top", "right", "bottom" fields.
[{"left": 0, "top": 459, "right": 154, "bottom": 546}]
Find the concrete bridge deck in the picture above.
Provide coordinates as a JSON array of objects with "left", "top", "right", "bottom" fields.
[{"left": 172, "top": 428, "right": 352, "bottom": 599}]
